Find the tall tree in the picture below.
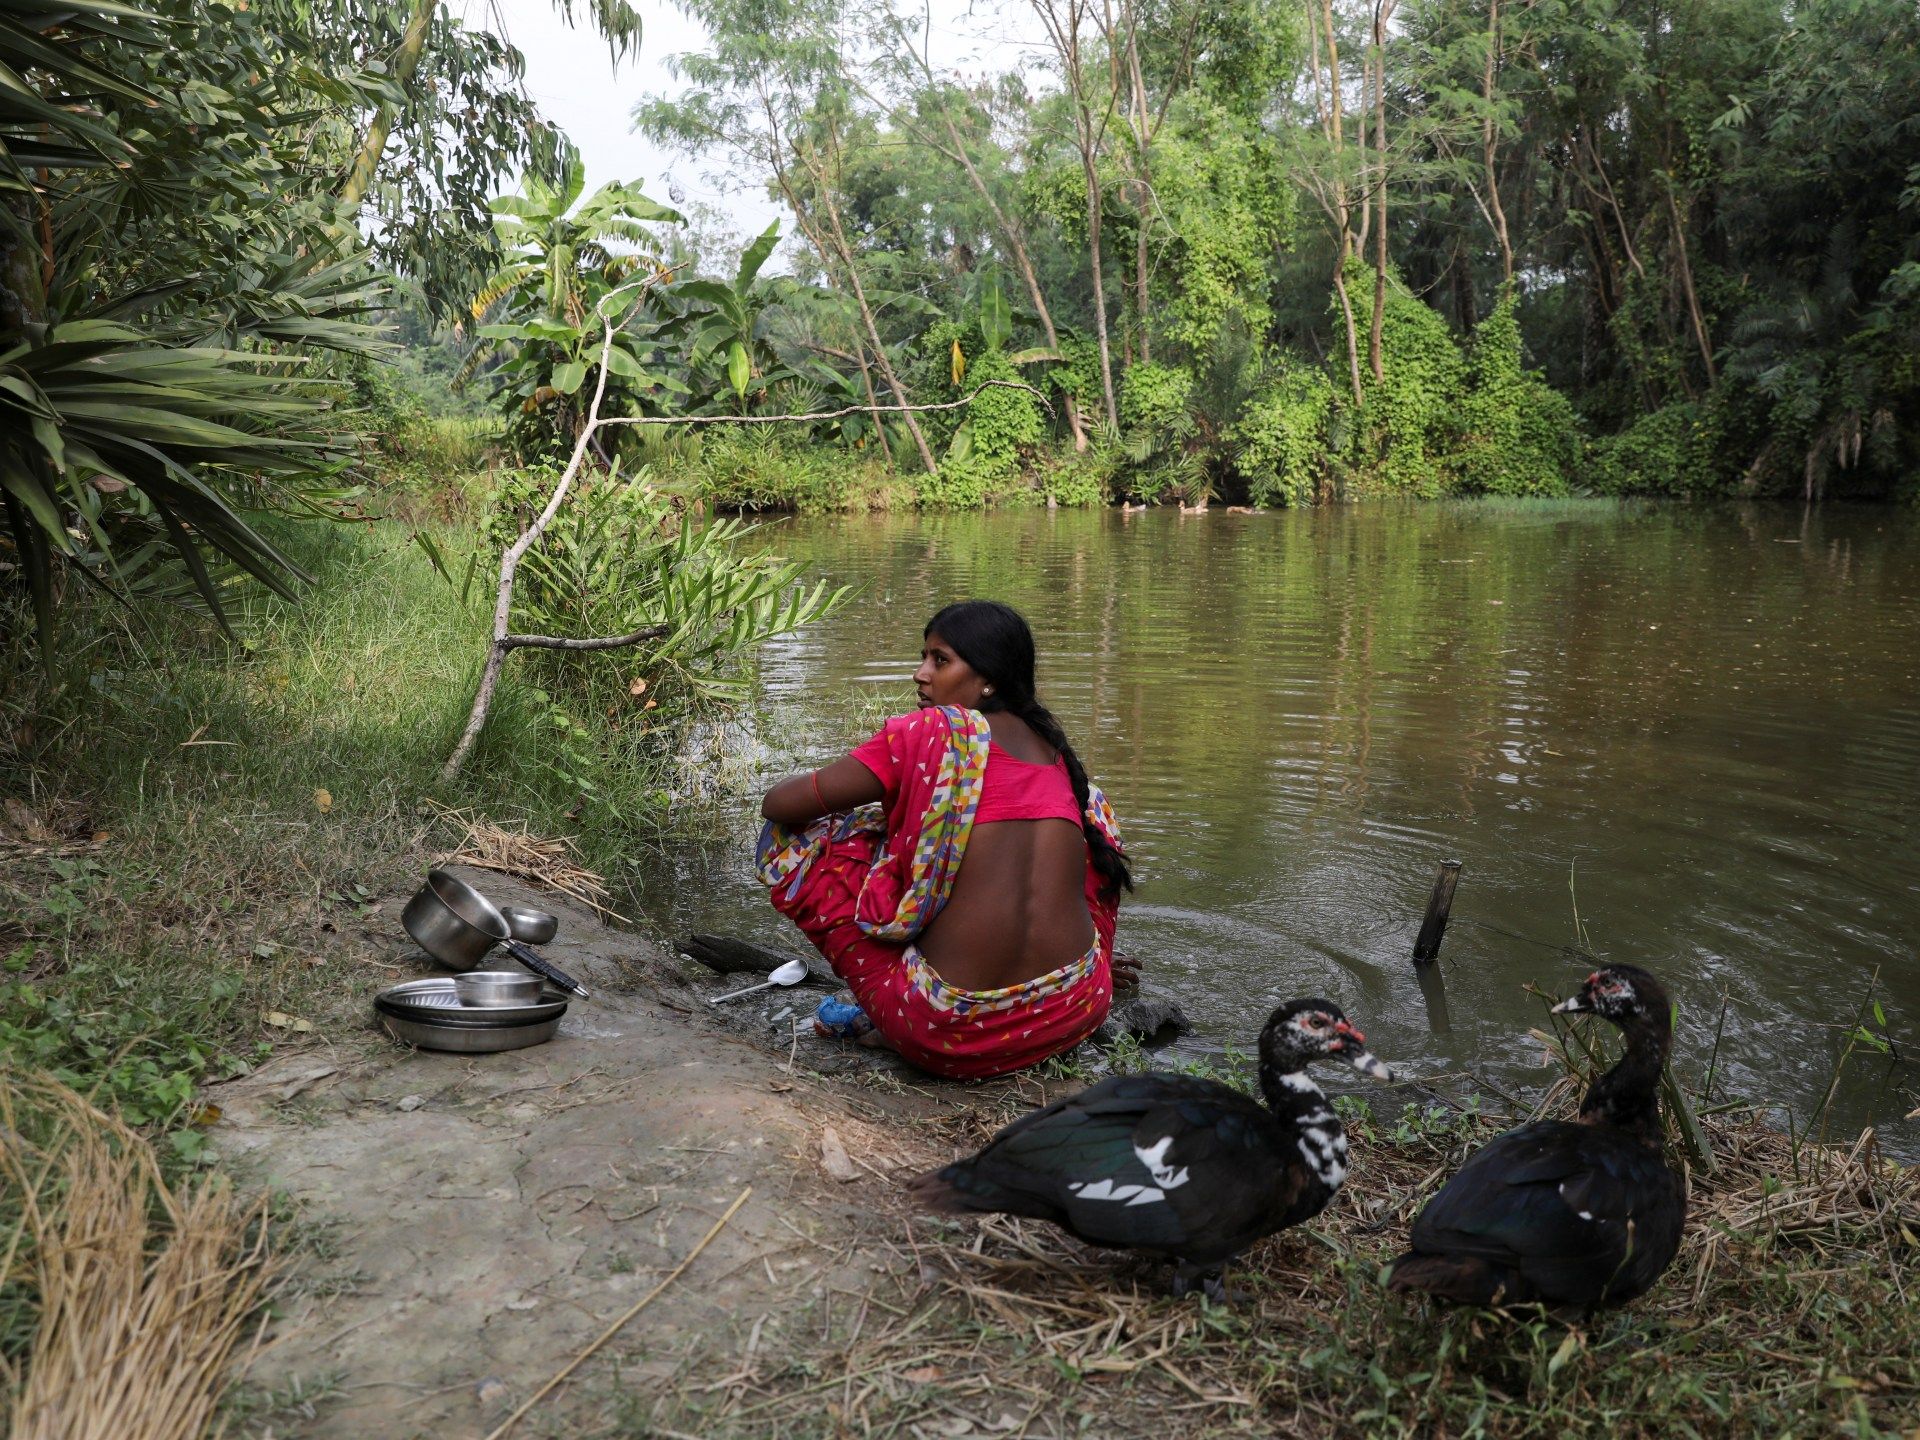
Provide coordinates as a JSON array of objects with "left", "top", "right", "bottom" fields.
[{"left": 635, "top": 0, "right": 941, "bottom": 471}]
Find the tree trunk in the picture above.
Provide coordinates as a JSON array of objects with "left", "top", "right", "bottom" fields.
[
  {"left": 340, "top": 0, "right": 437, "bottom": 208},
  {"left": 1367, "top": 0, "right": 1392, "bottom": 384},
  {"left": 1032, "top": 0, "right": 1118, "bottom": 424},
  {"left": 937, "top": 111, "right": 1088, "bottom": 448},
  {"left": 1482, "top": 0, "right": 1513, "bottom": 285},
  {"left": 1126, "top": 23, "right": 1153, "bottom": 368},
  {"left": 778, "top": 140, "right": 939, "bottom": 474},
  {"left": 854, "top": 344, "right": 894, "bottom": 465},
  {"left": 1664, "top": 182, "right": 1717, "bottom": 384},
  {"left": 1, "top": 195, "right": 46, "bottom": 330},
  {"left": 1321, "top": 0, "right": 1350, "bottom": 245},
  {"left": 1333, "top": 265, "right": 1364, "bottom": 406},
  {"left": 1084, "top": 154, "right": 1118, "bottom": 424},
  {"left": 834, "top": 226, "right": 937, "bottom": 472}
]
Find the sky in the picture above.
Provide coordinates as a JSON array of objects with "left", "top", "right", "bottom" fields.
[{"left": 466, "top": 0, "right": 1053, "bottom": 263}]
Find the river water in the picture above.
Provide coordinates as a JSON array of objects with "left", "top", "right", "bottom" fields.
[{"left": 633, "top": 501, "right": 1920, "bottom": 1149}]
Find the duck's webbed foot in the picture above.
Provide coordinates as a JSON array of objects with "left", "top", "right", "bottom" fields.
[{"left": 1171, "top": 1260, "right": 1231, "bottom": 1306}]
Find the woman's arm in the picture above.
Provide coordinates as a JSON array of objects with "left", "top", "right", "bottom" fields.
[{"left": 760, "top": 755, "right": 886, "bottom": 826}]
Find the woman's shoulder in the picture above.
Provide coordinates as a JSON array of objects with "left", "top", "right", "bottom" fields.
[{"left": 874, "top": 705, "right": 988, "bottom": 737}]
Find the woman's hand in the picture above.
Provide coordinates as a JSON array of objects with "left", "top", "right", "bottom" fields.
[
  {"left": 761, "top": 756, "right": 885, "bottom": 827},
  {"left": 1110, "top": 950, "right": 1142, "bottom": 992}
]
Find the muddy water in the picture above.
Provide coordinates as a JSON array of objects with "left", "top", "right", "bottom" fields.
[{"left": 635, "top": 501, "right": 1920, "bottom": 1149}]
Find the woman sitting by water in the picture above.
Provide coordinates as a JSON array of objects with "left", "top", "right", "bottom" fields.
[{"left": 756, "top": 600, "right": 1134, "bottom": 1079}]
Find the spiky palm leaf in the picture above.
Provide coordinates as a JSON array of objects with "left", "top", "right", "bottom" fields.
[{"left": 0, "top": 320, "right": 357, "bottom": 641}]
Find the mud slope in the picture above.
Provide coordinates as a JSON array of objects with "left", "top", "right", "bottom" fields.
[{"left": 216, "top": 866, "right": 951, "bottom": 1439}]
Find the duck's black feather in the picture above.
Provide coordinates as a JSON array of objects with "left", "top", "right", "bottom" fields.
[
  {"left": 1395, "top": 1119, "right": 1683, "bottom": 1306},
  {"left": 914, "top": 1072, "right": 1315, "bottom": 1265},
  {"left": 1389, "top": 965, "right": 1688, "bottom": 1309}
]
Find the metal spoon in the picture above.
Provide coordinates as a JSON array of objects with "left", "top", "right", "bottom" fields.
[{"left": 708, "top": 959, "right": 810, "bottom": 1005}]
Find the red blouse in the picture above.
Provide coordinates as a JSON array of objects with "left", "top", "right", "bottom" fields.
[{"left": 849, "top": 718, "right": 1082, "bottom": 828}]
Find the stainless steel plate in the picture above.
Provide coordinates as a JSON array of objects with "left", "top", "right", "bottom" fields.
[
  {"left": 377, "top": 978, "right": 568, "bottom": 1025},
  {"left": 375, "top": 998, "right": 568, "bottom": 1031},
  {"left": 377, "top": 1008, "right": 562, "bottom": 1053}
]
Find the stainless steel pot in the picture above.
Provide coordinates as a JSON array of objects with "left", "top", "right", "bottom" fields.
[{"left": 401, "top": 869, "right": 590, "bottom": 999}]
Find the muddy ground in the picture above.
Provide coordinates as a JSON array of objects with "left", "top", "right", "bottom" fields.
[{"left": 215, "top": 867, "right": 1073, "bottom": 1439}]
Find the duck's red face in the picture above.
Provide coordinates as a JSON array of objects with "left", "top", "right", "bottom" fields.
[
  {"left": 1553, "top": 968, "right": 1643, "bottom": 1021},
  {"left": 1268, "top": 1003, "right": 1394, "bottom": 1081}
]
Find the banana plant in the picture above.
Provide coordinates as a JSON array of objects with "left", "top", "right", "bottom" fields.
[
  {"left": 463, "top": 164, "right": 690, "bottom": 447},
  {"left": 670, "top": 221, "right": 778, "bottom": 404}
]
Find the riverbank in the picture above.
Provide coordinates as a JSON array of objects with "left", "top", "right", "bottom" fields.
[
  {"left": 4, "top": 496, "right": 1919, "bottom": 1436},
  {"left": 13, "top": 841, "right": 1913, "bottom": 1438}
]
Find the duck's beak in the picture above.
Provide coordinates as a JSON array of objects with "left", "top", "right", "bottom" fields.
[
  {"left": 1343, "top": 1048, "right": 1394, "bottom": 1081},
  {"left": 1551, "top": 993, "right": 1590, "bottom": 1015},
  {"left": 1331, "top": 1019, "right": 1394, "bottom": 1081}
]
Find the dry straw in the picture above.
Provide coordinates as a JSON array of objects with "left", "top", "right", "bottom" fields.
[
  {"left": 0, "top": 1071, "right": 274, "bottom": 1440},
  {"left": 634, "top": 1047, "right": 1920, "bottom": 1438},
  {"left": 425, "top": 798, "right": 626, "bottom": 922}
]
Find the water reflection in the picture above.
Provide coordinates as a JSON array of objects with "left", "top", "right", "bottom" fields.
[{"left": 633, "top": 502, "right": 1920, "bottom": 1154}]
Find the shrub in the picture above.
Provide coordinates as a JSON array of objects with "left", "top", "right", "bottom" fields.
[
  {"left": 1040, "top": 452, "right": 1112, "bottom": 507},
  {"left": 946, "top": 349, "right": 1044, "bottom": 476},
  {"left": 1230, "top": 363, "right": 1337, "bottom": 506},
  {"left": 478, "top": 466, "right": 846, "bottom": 825},
  {"left": 1588, "top": 400, "right": 1738, "bottom": 495},
  {"left": 1343, "top": 261, "right": 1469, "bottom": 497},
  {"left": 1119, "top": 363, "right": 1195, "bottom": 434},
  {"left": 1455, "top": 295, "right": 1580, "bottom": 497}
]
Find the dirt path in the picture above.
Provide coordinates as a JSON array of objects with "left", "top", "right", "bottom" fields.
[{"left": 215, "top": 867, "right": 961, "bottom": 1439}]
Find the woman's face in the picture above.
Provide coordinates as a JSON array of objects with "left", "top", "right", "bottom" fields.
[{"left": 914, "top": 631, "right": 991, "bottom": 709}]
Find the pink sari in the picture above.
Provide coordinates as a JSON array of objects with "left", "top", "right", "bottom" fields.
[{"left": 756, "top": 706, "right": 1123, "bottom": 1078}]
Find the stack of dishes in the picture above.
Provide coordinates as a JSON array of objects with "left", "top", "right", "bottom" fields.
[{"left": 375, "top": 976, "right": 568, "bottom": 1053}]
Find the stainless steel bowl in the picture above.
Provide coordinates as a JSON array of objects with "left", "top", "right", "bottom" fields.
[
  {"left": 453, "top": 971, "right": 545, "bottom": 1007},
  {"left": 501, "top": 906, "right": 558, "bottom": 946},
  {"left": 378, "top": 1008, "right": 562, "bottom": 1053}
]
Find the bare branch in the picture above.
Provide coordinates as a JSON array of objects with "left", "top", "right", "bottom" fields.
[
  {"left": 596, "top": 378, "right": 1055, "bottom": 432},
  {"left": 502, "top": 625, "right": 671, "bottom": 653},
  {"left": 442, "top": 315, "right": 624, "bottom": 780}
]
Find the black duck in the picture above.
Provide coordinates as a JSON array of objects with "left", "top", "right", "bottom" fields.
[
  {"left": 907, "top": 998, "right": 1394, "bottom": 1303},
  {"left": 1388, "top": 964, "right": 1687, "bottom": 1310}
]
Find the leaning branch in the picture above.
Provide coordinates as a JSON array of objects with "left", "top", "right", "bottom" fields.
[
  {"left": 500, "top": 625, "right": 670, "bottom": 653},
  {"left": 441, "top": 315, "right": 623, "bottom": 781}
]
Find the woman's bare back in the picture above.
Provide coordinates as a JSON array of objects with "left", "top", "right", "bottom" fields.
[{"left": 914, "top": 712, "right": 1094, "bottom": 990}]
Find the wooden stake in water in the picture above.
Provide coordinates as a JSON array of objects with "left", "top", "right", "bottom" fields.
[{"left": 1412, "top": 860, "right": 1464, "bottom": 963}]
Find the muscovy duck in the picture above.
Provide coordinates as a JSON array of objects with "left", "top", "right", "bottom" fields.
[
  {"left": 1388, "top": 963, "right": 1687, "bottom": 1310},
  {"left": 906, "top": 998, "right": 1395, "bottom": 1303}
]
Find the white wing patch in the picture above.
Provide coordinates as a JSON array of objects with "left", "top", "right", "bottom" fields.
[
  {"left": 1065, "top": 1137, "right": 1191, "bottom": 1208},
  {"left": 1066, "top": 1178, "right": 1165, "bottom": 1206},
  {"left": 1133, "top": 1136, "right": 1191, "bottom": 1190},
  {"left": 1559, "top": 1181, "right": 1598, "bottom": 1223}
]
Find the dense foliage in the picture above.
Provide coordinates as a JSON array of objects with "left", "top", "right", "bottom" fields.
[
  {"left": 0, "top": 0, "right": 642, "bottom": 638},
  {"left": 633, "top": 0, "right": 1920, "bottom": 505}
]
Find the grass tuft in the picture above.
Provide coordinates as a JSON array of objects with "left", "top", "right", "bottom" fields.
[{"left": 0, "top": 1070, "right": 275, "bottom": 1439}]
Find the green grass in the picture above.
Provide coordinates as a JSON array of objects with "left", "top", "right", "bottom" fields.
[{"left": 0, "top": 510, "right": 700, "bottom": 1142}]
